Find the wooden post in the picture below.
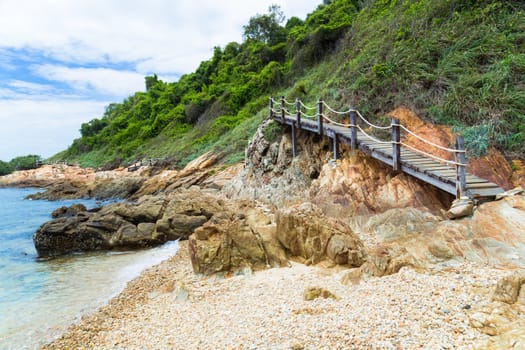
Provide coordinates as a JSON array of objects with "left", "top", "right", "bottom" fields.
[
  {"left": 280, "top": 96, "right": 285, "bottom": 123},
  {"left": 455, "top": 136, "right": 467, "bottom": 198},
  {"left": 317, "top": 99, "right": 323, "bottom": 136},
  {"left": 349, "top": 110, "right": 357, "bottom": 150},
  {"left": 333, "top": 134, "right": 339, "bottom": 160},
  {"left": 392, "top": 118, "right": 401, "bottom": 171},
  {"left": 296, "top": 98, "right": 301, "bottom": 130},
  {"left": 291, "top": 122, "right": 297, "bottom": 158},
  {"left": 269, "top": 96, "right": 273, "bottom": 119}
]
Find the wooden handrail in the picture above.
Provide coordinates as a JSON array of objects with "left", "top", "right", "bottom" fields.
[{"left": 269, "top": 96, "right": 489, "bottom": 199}]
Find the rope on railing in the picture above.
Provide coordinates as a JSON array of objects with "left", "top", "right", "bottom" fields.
[
  {"left": 400, "top": 142, "right": 466, "bottom": 167},
  {"left": 271, "top": 96, "right": 465, "bottom": 162},
  {"left": 282, "top": 98, "right": 297, "bottom": 106},
  {"left": 300, "top": 111, "right": 318, "bottom": 120},
  {"left": 396, "top": 124, "right": 466, "bottom": 154},
  {"left": 282, "top": 107, "right": 295, "bottom": 117},
  {"left": 353, "top": 110, "right": 392, "bottom": 130},
  {"left": 355, "top": 124, "right": 394, "bottom": 145},
  {"left": 322, "top": 101, "right": 351, "bottom": 115},
  {"left": 299, "top": 100, "right": 318, "bottom": 110},
  {"left": 321, "top": 113, "right": 351, "bottom": 128}
]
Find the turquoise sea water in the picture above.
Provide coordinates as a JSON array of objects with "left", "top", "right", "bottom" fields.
[{"left": 0, "top": 187, "right": 179, "bottom": 349}]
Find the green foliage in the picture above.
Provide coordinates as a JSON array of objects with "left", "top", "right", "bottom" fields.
[
  {"left": 54, "top": 0, "right": 524, "bottom": 168},
  {"left": 0, "top": 160, "right": 14, "bottom": 176},
  {"left": 262, "top": 120, "right": 282, "bottom": 143},
  {"left": 9, "top": 155, "right": 41, "bottom": 170},
  {"left": 328, "top": 0, "right": 525, "bottom": 157},
  {"left": 243, "top": 5, "right": 286, "bottom": 46},
  {"left": 461, "top": 125, "right": 491, "bottom": 158},
  {"left": 288, "top": 0, "right": 358, "bottom": 72}
]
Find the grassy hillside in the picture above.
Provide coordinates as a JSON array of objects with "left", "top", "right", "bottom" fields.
[{"left": 53, "top": 0, "right": 524, "bottom": 168}]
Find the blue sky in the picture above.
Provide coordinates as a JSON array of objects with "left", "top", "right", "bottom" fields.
[{"left": 0, "top": 0, "right": 320, "bottom": 161}]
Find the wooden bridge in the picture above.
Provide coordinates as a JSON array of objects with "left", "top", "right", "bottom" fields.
[{"left": 270, "top": 97, "right": 504, "bottom": 201}]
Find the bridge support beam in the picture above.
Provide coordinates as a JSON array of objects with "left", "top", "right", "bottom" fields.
[
  {"left": 317, "top": 99, "right": 323, "bottom": 137},
  {"left": 296, "top": 98, "right": 301, "bottom": 130},
  {"left": 392, "top": 118, "right": 401, "bottom": 171},
  {"left": 333, "top": 134, "right": 339, "bottom": 160},
  {"left": 349, "top": 111, "right": 357, "bottom": 150},
  {"left": 280, "top": 96, "right": 285, "bottom": 123},
  {"left": 291, "top": 123, "right": 297, "bottom": 158},
  {"left": 455, "top": 136, "right": 467, "bottom": 198}
]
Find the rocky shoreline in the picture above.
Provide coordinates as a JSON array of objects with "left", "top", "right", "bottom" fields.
[
  {"left": 43, "top": 241, "right": 523, "bottom": 349},
  {"left": 3, "top": 112, "right": 525, "bottom": 349}
]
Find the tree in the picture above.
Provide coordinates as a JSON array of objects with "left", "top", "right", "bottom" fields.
[
  {"left": 0, "top": 160, "right": 14, "bottom": 176},
  {"left": 145, "top": 74, "right": 159, "bottom": 92},
  {"left": 243, "top": 4, "right": 287, "bottom": 46},
  {"left": 9, "top": 155, "right": 41, "bottom": 170}
]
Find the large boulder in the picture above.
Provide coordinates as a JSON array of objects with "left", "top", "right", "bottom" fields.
[
  {"left": 51, "top": 203, "right": 88, "bottom": 218},
  {"left": 352, "top": 193, "right": 525, "bottom": 273},
  {"left": 33, "top": 188, "right": 227, "bottom": 257},
  {"left": 188, "top": 203, "right": 288, "bottom": 275},
  {"left": 471, "top": 272, "right": 525, "bottom": 349},
  {"left": 275, "top": 202, "right": 366, "bottom": 267},
  {"left": 33, "top": 206, "right": 162, "bottom": 257},
  {"left": 153, "top": 188, "right": 224, "bottom": 241}
]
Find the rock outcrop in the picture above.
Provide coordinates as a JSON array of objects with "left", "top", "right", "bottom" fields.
[
  {"left": 188, "top": 201, "right": 288, "bottom": 275},
  {"left": 472, "top": 271, "right": 525, "bottom": 349},
  {"left": 34, "top": 187, "right": 289, "bottom": 274},
  {"left": 354, "top": 192, "right": 525, "bottom": 272},
  {"left": 224, "top": 119, "right": 325, "bottom": 206},
  {"left": 310, "top": 153, "right": 451, "bottom": 219},
  {"left": 33, "top": 188, "right": 229, "bottom": 257},
  {"left": 226, "top": 116, "right": 452, "bottom": 218},
  {"left": 276, "top": 202, "right": 367, "bottom": 267}
]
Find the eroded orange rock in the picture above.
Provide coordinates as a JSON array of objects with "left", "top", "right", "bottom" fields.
[
  {"left": 310, "top": 150, "right": 451, "bottom": 217},
  {"left": 467, "top": 148, "right": 514, "bottom": 190},
  {"left": 388, "top": 107, "right": 455, "bottom": 162}
]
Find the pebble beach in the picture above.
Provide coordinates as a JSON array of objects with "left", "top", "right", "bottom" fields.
[{"left": 44, "top": 241, "right": 505, "bottom": 350}]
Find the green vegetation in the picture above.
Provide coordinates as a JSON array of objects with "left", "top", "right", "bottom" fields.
[
  {"left": 54, "top": 0, "right": 524, "bottom": 168},
  {"left": 0, "top": 161, "right": 14, "bottom": 176},
  {"left": 0, "top": 155, "right": 42, "bottom": 176},
  {"left": 331, "top": 0, "right": 525, "bottom": 158}
]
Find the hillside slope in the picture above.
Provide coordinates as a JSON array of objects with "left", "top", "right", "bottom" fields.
[{"left": 53, "top": 0, "right": 524, "bottom": 168}]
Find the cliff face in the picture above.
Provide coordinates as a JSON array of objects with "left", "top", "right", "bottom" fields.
[
  {"left": 225, "top": 115, "right": 452, "bottom": 215},
  {"left": 225, "top": 112, "right": 525, "bottom": 271},
  {"left": 13, "top": 107, "right": 525, "bottom": 274}
]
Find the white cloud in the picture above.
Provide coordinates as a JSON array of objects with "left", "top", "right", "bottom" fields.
[
  {"left": 0, "top": 98, "right": 108, "bottom": 160},
  {"left": 32, "top": 65, "right": 146, "bottom": 98},
  {"left": 0, "top": 0, "right": 322, "bottom": 160},
  {"left": 7, "top": 80, "right": 56, "bottom": 95},
  {"left": 0, "top": 0, "right": 321, "bottom": 74}
]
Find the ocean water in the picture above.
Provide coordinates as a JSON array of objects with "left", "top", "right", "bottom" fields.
[{"left": 0, "top": 187, "right": 179, "bottom": 349}]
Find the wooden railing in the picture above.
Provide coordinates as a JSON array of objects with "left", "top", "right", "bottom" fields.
[{"left": 270, "top": 96, "right": 468, "bottom": 198}]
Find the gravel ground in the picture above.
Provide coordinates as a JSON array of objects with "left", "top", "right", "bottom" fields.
[{"left": 43, "top": 241, "right": 505, "bottom": 350}]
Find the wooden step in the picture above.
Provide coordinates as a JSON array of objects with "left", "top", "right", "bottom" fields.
[
  {"left": 466, "top": 182, "right": 501, "bottom": 189},
  {"left": 470, "top": 188, "right": 504, "bottom": 197}
]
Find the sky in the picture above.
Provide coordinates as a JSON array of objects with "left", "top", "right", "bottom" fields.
[{"left": 0, "top": 0, "right": 321, "bottom": 161}]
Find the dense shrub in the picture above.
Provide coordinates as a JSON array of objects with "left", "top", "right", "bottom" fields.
[
  {"left": 0, "top": 160, "right": 14, "bottom": 176},
  {"left": 53, "top": 0, "right": 524, "bottom": 168},
  {"left": 9, "top": 155, "right": 41, "bottom": 170}
]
